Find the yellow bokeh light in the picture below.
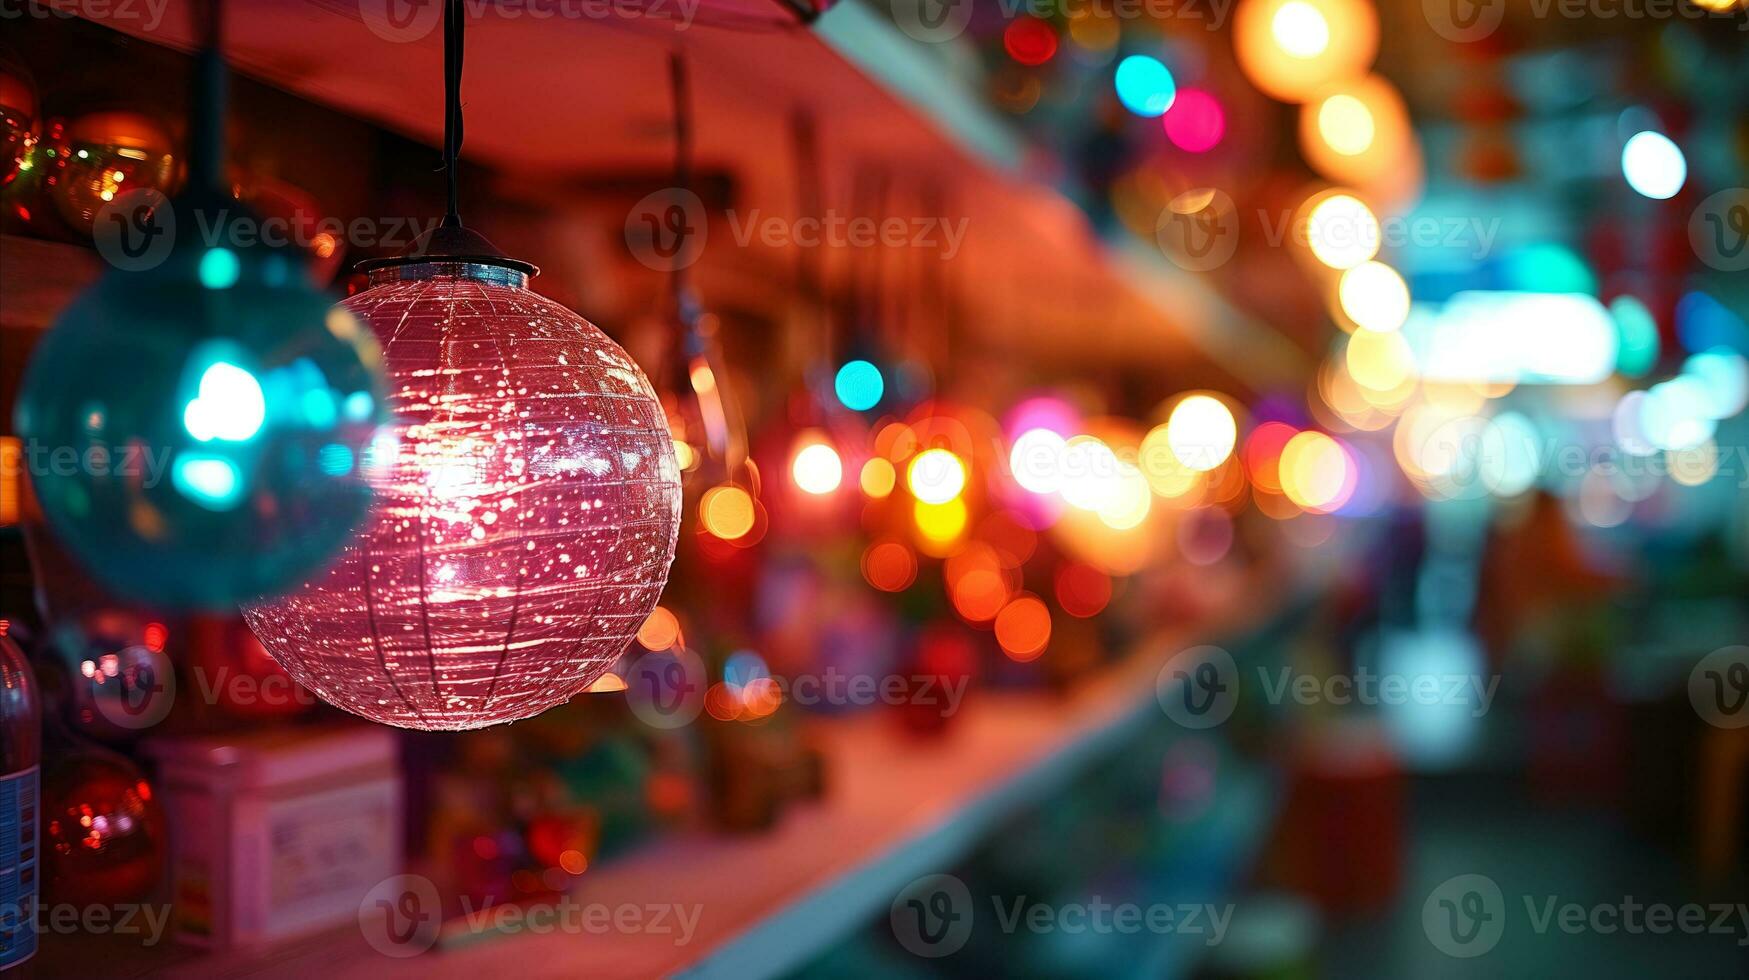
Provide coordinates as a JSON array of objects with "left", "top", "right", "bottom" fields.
[
  {"left": 914, "top": 498, "right": 968, "bottom": 544},
  {"left": 1096, "top": 462, "right": 1153, "bottom": 530},
  {"left": 1139, "top": 425, "right": 1202, "bottom": 498},
  {"left": 790, "top": 437, "right": 843, "bottom": 495},
  {"left": 860, "top": 457, "right": 896, "bottom": 498},
  {"left": 700, "top": 484, "right": 756, "bottom": 540},
  {"left": 1338, "top": 261, "right": 1410, "bottom": 333},
  {"left": 636, "top": 606, "right": 681, "bottom": 651},
  {"left": 1166, "top": 394, "right": 1238, "bottom": 472},
  {"left": 1059, "top": 436, "right": 1120, "bottom": 510},
  {"left": 907, "top": 448, "right": 968, "bottom": 505},
  {"left": 1317, "top": 94, "right": 1375, "bottom": 156},
  {"left": 1235, "top": 0, "right": 1377, "bottom": 102},
  {"left": 1279, "top": 431, "right": 1353, "bottom": 512},
  {"left": 1304, "top": 192, "right": 1381, "bottom": 270},
  {"left": 1668, "top": 441, "right": 1718, "bottom": 487},
  {"left": 1298, "top": 75, "right": 1412, "bottom": 187},
  {"left": 1272, "top": 0, "right": 1330, "bottom": 57},
  {"left": 1345, "top": 329, "right": 1417, "bottom": 392},
  {"left": 673, "top": 440, "right": 697, "bottom": 472}
]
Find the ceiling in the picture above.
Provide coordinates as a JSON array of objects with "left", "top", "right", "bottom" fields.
[{"left": 74, "top": 0, "right": 1254, "bottom": 396}]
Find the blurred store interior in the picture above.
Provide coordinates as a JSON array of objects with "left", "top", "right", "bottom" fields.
[{"left": 1, "top": 0, "right": 1748, "bottom": 976}]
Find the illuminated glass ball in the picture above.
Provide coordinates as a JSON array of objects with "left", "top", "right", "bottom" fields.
[
  {"left": 0, "top": 59, "right": 37, "bottom": 184},
  {"left": 48, "top": 110, "right": 178, "bottom": 236},
  {"left": 244, "top": 260, "right": 682, "bottom": 731},
  {"left": 14, "top": 193, "right": 389, "bottom": 609}
]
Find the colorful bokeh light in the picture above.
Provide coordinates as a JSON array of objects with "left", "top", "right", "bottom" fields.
[
  {"left": 1115, "top": 55, "right": 1177, "bottom": 117},
  {"left": 1163, "top": 89, "right": 1226, "bottom": 153}
]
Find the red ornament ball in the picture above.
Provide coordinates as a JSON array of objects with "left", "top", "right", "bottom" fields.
[
  {"left": 245, "top": 258, "right": 682, "bottom": 730},
  {"left": 41, "top": 750, "right": 166, "bottom": 906}
]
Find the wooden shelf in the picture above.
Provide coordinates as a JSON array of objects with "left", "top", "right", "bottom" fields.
[
  {"left": 142, "top": 575, "right": 1297, "bottom": 980},
  {"left": 0, "top": 234, "right": 101, "bottom": 333}
]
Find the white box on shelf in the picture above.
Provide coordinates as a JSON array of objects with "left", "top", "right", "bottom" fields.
[{"left": 145, "top": 725, "right": 401, "bottom": 950}]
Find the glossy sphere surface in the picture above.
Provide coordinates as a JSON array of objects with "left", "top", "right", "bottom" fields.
[
  {"left": 245, "top": 264, "right": 682, "bottom": 730},
  {"left": 14, "top": 198, "right": 387, "bottom": 609}
]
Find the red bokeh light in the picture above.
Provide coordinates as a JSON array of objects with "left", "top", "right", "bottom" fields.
[{"left": 1004, "top": 18, "right": 1059, "bottom": 67}]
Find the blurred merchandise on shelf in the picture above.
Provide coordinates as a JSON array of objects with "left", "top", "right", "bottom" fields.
[{"left": 145, "top": 726, "right": 399, "bottom": 949}]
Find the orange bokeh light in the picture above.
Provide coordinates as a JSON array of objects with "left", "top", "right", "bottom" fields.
[
  {"left": 636, "top": 606, "right": 681, "bottom": 651},
  {"left": 862, "top": 540, "right": 919, "bottom": 592},
  {"left": 995, "top": 594, "right": 1052, "bottom": 661}
]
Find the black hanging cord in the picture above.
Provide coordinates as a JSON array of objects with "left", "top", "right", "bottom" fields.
[
  {"left": 442, "top": 0, "right": 466, "bottom": 228},
  {"left": 190, "top": 0, "right": 225, "bottom": 193}
]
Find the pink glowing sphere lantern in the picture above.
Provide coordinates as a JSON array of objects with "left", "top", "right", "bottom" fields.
[{"left": 245, "top": 233, "right": 682, "bottom": 730}]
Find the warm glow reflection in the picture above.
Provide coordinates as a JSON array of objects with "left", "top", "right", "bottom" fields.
[
  {"left": 860, "top": 457, "right": 896, "bottom": 498},
  {"left": 1304, "top": 192, "right": 1381, "bottom": 270},
  {"left": 1279, "top": 431, "right": 1355, "bottom": 513},
  {"left": 995, "top": 594, "right": 1052, "bottom": 661},
  {"left": 1339, "top": 261, "right": 1410, "bottom": 333},
  {"left": 636, "top": 606, "right": 681, "bottom": 651},
  {"left": 908, "top": 448, "right": 968, "bottom": 504},
  {"left": 790, "top": 437, "right": 843, "bottom": 495},
  {"left": 1166, "top": 395, "right": 1238, "bottom": 472},
  {"left": 700, "top": 484, "right": 756, "bottom": 540},
  {"left": 1236, "top": 0, "right": 1377, "bottom": 102},
  {"left": 915, "top": 498, "right": 969, "bottom": 546}
]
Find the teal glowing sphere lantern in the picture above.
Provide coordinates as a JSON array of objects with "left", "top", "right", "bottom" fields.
[
  {"left": 13, "top": 3, "right": 387, "bottom": 610},
  {"left": 13, "top": 189, "right": 388, "bottom": 609}
]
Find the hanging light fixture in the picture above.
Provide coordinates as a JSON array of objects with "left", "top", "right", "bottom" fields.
[
  {"left": 244, "top": 1, "right": 682, "bottom": 730},
  {"left": 12, "top": 0, "right": 388, "bottom": 609},
  {"left": 661, "top": 52, "right": 747, "bottom": 488}
]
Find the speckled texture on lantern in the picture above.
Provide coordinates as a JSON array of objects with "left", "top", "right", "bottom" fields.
[{"left": 244, "top": 262, "right": 682, "bottom": 730}]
